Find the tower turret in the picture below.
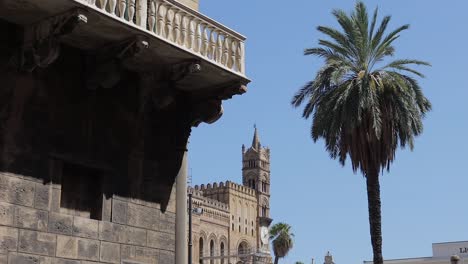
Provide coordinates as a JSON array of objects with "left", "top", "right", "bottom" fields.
[
  {"left": 242, "top": 126, "right": 270, "bottom": 203},
  {"left": 324, "top": 252, "right": 335, "bottom": 264},
  {"left": 242, "top": 126, "right": 272, "bottom": 254}
]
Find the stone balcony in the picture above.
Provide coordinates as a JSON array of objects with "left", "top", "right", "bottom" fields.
[
  {"left": 0, "top": 0, "right": 249, "bottom": 92},
  {"left": 0, "top": 0, "right": 249, "bottom": 209}
]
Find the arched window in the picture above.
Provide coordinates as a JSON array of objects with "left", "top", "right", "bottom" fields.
[
  {"left": 261, "top": 206, "right": 267, "bottom": 217},
  {"left": 245, "top": 227, "right": 247, "bottom": 234},
  {"left": 239, "top": 225, "right": 241, "bottom": 232},
  {"left": 232, "top": 223, "right": 234, "bottom": 231},
  {"left": 238, "top": 241, "right": 249, "bottom": 260},
  {"left": 251, "top": 229, "right": 254, "bottom": 236},
  {"left": 210, "top": 240, "right": 214, "bottom": 264},
  {"left": 199, "top": 237, "right": 204, "bottom": 264},
  {"left": 220, "top": 242, "right": 225, "bottom": 264}
]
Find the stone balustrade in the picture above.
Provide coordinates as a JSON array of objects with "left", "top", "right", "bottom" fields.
[{"left": 79, "top": 0, "right": 246, "bottom": 75}]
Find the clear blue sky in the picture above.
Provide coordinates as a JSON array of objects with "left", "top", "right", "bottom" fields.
[{"left": 189, "top": 1, "right": 468, "bottom": 264}]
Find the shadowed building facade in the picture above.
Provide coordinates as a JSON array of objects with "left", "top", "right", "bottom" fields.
[
  {"left": 0, "top": 0, "right": 249, "bottom": 263},
  {"left": 189, "top": 128, "right": 273, "bottom": 264}
]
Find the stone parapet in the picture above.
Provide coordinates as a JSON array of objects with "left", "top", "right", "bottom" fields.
[{"left": 193, "top": 180, "right": 256, "bottom": 197}]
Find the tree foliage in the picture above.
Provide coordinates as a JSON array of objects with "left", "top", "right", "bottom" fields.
[
  {"left": 291, "top": 2, "right": 431, "bottom": 264},
  {"left": 270, "top": 223, "right": 294, "bottom": 264}
]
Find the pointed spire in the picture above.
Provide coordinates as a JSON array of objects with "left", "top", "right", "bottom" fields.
[{"left": 252, "top": 124, "right": 260, "bottom": 149}]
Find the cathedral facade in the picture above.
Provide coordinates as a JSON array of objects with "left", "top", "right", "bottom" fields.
[{"left": 189, "top": 128, "right": 273, "bottom": 264}]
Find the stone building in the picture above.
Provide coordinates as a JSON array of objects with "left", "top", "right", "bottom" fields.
[
  {"left": 0, "top": 0, "right": 249, "bottom": 263},
  {"left": 189, "top": 128, "right": 273, "bottom": 264}
]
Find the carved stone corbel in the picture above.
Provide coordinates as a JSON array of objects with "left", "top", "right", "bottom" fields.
[
  {"left": 190, "top": 99, "right": 224, "bottom": 127},
  {"left": 170, "top": 60, "right": 202, "bottom": 82},
  {"left": 19, "top": 9, "right": 88, "bottom": 72},
  {"left": 86, "top": 36, "right": 149, "bottom": 90},
  {"left": 217, "top": 82, "right": 248, "bottom": 100},
  {"left": 137, "top": 60, "right": 202, "bottom": 111}
]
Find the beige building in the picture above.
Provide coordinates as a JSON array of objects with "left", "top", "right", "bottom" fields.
[
  {"left": 364, "top": 241, "right": 468, "bottom": 264},
  {"left": 189, "top": 128, "right": 273, "bottom": 264}
]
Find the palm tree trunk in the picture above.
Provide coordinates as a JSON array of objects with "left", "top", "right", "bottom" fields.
[
  {"left": 274, "top": 256, "right": 279, "bottom": 264},
  {"left": 366, "top": 169, "right": 383, "bottom": 264}
]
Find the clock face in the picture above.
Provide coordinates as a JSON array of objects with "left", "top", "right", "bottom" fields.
[{"left": 260, "top": 227, "right": 269, "bottom": 244}]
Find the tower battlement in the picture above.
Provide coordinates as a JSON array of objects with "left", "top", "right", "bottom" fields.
[
  {"left": 191, "top": 190, "right": 230, "bottom": 211},
  {"left": 226, "top": 181, "right": 256, "bottom": 196},
  {"left": 193, "top": 181, "right": 256, "bottom": 196}
]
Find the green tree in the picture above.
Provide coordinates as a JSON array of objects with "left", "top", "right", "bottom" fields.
[
  {"left": 291, "top": 2, "right": 431, "bottom": 264},
  {"left": 295, "top": 262, "right": 305, "bottom": 264},
  {"left": 269, "top": 223, "right": 294, "bottom": 264}
]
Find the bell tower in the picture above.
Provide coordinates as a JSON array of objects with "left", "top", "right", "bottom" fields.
[{"left": 242, "top": 126, "right": 272, "bottom": 253}]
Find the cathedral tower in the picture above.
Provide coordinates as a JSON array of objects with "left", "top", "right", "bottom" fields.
[{"left": 242, "top": 126, "right": 272, "bottom": 252}]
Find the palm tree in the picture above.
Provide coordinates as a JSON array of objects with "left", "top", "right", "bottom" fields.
[
  {"left": 269, "top": 223, "right": 294, "bottom": 264},
  {"left": 291, "top": 2, "right": 431, "bottom": 264}
]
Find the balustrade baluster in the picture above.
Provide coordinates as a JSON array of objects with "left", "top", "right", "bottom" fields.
[
  {"left": 180, "top": 15, "right": 188, "bottom": 47},
  {"left": 148, "top": 0, "right": 156, "bottom": 32},
  {"left": 99, "top": 0, "right": 107, "bottom": 10},
  {"left": 228, "top": 39, "right": 236, "bottom": 69},
  {"left": 109, "top": 0, "right": 116, "bottom": 15},
  {"left": 208, "top": 28, "right": 216, "bottom": 60},
  {"left": 221, "top": 36, "right": 230, "bottom": 66},
  {"left": 156, "top": 1, "right": 166, "bottom": 36},
  {"left": 193, "top": 20, "right": 201, "bottom": 53},
  {"left": 118, "top": 0, "right": 126, "bottom": 18},
  {"left": 165, "top": 7, "right": 175, "bottom": 41},
  {"left": 236, "top": 42, "right": 245, "bottom": 74},
  {"left": 128, "top": 0, "right": 136, "bottom": 22},
  {"left": 187, "top": 17, "right": 195, "bottom": 50},
  {"left": 216, "top": 31, "right": 223, "bottom": 63},
  {"left": 173, "top": 11, "right": 182, "bottom": 45},
  {"left": 136, "top": 0, "right": 147, "bottom": 28},
  {"left": 200, "top": 24, "right": 208, "bottom": 56}
]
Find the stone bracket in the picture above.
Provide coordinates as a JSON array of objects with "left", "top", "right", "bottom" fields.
[
  {"left": 170, "top": 59, "right": 202, "bottom": 82},
  {"left": 86, "top": 36, "right": 149, "bottom": 90},
  {"left": 19, "top": 8, "right": 88, "bottom": 72}
]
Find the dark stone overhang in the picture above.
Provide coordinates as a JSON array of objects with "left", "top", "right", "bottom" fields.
[{"left": 0, "top": 0, "right": 249, "bottom": 211}]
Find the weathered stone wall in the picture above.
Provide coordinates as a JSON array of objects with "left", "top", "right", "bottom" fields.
[
  {"left": 0, "top": 19, "right": 179, "bottom": 264},
  {"left": 0, "top": 171, "right": 176, "bottom": 264}
]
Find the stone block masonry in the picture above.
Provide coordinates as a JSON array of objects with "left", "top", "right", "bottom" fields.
[{"left": 0, "top": 172, "right": 176, "bottom": 264}]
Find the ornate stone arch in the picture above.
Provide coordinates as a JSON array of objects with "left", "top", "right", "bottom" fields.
[
  {"left": 236, "top": 239, "right": 250, "bottom": 257},
  {"left": 199, "top": 230, "right": 208, "bottom": 242},
  {"left": 208, "top": 233, "right": 218, "bottom": 245},
  {"left": 208, "top": 233, "right": 217, "bottom": 264},
  {"left": 219, "top": 235, "right": 228, "bottom": 256},
  {"left": 198, "top": 231, "right": 208, "bottom": 264},
  {"left": 219, "top": 235, "right": 227, "bottom": 246}
]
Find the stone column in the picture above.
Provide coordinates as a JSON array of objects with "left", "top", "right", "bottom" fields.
[{"left": 175, "top": 148, "right": 188, "bottom": 264}]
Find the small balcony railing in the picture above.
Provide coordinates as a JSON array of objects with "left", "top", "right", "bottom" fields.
[{"left": 79, "top": 0, "right": 245, "bottom": 76}]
